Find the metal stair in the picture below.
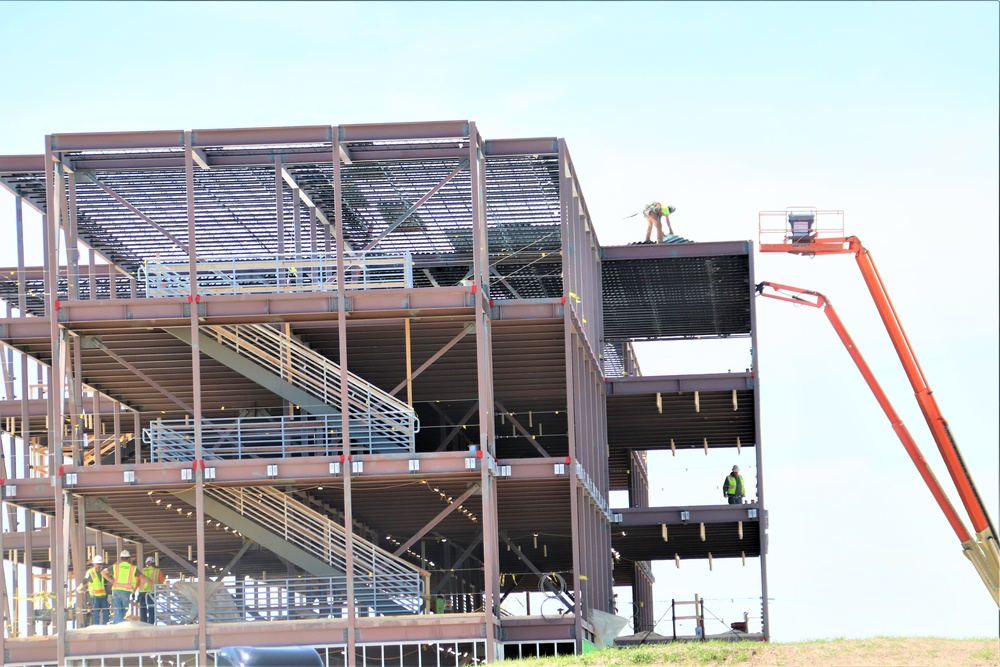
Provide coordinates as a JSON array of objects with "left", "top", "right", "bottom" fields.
[
  {"left": 164, "top": 322, "right": 417, "bottom": 453},
  {"left": 172, "top": 484, "right": 426, "bottom": 616}
]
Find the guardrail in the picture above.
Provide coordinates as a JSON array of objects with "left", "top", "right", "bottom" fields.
[
  {"left": 144, "top": 414, "right": 413, "bottom": 461},
  {"left": 206, "top": 323, "right": 418, "bottom": 449},
  {"left": 155, "top": 573, "right": 424, "bottom": 624},
  {"left": 205, "top": 485, "right": 426, "bottom": 609},
  {"left": 141, "top": 251, "right": 412, "bottom": 297}
]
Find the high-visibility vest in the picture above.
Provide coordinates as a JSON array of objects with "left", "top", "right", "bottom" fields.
[
  {"left": 111, "top": 562, "right": 137, "bottom": 592},
  {"left": 86, "top": 567, "right": 107, "bottom": 596},
  {"left": 725, "top": 474, "right": 745, "bottom": 497},
  {"left": 139, "top": 566, "right": 162, "bottom": 593}
]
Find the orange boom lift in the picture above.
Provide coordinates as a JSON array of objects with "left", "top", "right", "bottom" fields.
[{"left": 757, "top": 208, "right": 999, "bottom": 606}]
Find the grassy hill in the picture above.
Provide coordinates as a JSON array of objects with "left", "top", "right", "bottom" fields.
[{"left": 504, "top": 637, "right": 999, "bottom": 666}]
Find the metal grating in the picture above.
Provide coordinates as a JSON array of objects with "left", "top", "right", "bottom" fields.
[{"left": 603, "top": 254, "right": 752, "bottom": 341}]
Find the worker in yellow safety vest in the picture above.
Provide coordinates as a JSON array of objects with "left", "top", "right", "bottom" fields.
[
  {"left": 79, "top": 554, "right": 111, "bottom": 625},
  {"left": 723, "top": 465, "right": 745, "bottom": 505},
  {"left": 642, "top": 202, "right": 676, "bottom": 244},
  {"left": 138, "top": 556, "right": 166, "bottom": 624},
  {"left": 102, "top": 549, "right": 150, "bottom": 623}
]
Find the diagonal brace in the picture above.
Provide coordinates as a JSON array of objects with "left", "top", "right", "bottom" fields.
[
  {"left": 81, "top": 336, "right": 193, "bottom": 414},
  {"left": 80, "top": 173, "right": 191, "bottom": 255},
  {"left": 364, "top": 158, "right": 469, "bottom": 251},
  {"left": 91, "top": 498, "right": 198, "bottom": 576},
  {"left": 391, "top": 324, "right": 474, "bottom": 396},
  {"left": 431, "top": 534, "right": 483, "bottom": 595},
  {"left": 393, "top": 483, "right": 480, "bottom": 557},
  {"left": 430, "top": 403, "right": 478, "bottom": 452},
  {"left": 495, "top": 400, "right": 548, "bottom": 457}
]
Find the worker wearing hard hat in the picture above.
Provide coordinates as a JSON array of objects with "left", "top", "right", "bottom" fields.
[
  {"left": 101, "top": 549, "right": 151, "bottom": 623},
  {"left": 643, "top": 202, "right": 676, "bottom": 244},
  {"left": 723, "top": 465, "right": 745, "bottom": 505},
  {"left": 138, "top": 555, "right": 167, "bottom": 624},
  {"left": 79, "top": 554, "right": 111, "bottom": 625}
]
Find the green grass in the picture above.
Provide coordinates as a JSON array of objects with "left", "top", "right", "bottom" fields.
[
  {"left": 501, "top": 637, "right": 1000, "bottom": 666},
  {"left": 969, "top": 643, "right": 998, "bottom": 662}
]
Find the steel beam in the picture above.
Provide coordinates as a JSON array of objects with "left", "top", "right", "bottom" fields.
[
  {"left": 607, "top": 373, "right": 754, "bottom": 395},
  {"left": 0, "top": 396, "right": 119, "bottom": 418},
  {"left": 339, "top": 120, "right": 469, "bottom": 143},
  {"left": 601, "top": 240, "right": 751, "bottom": 260},
  {"left": 2, "top": 454, "right": 483, "bottom": 503},
  {"left": 483, "top": 138, "right": 559, "bottom": 157},
  {"left": 613, "top": 504, "right": 761, "bottom": 526}
]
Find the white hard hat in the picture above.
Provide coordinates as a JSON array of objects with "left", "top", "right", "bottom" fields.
[
  {"left": 92, "top": 555, "right": 104, "bottom": 564},
  {"left": 120, "top": 549, "right": 131, "bottom": 559},
  {"left": 145, "top": 556, "right": 155, "bottom": 564},
  {"left": 732, "top": 465, "right": 740, "bottom": 472}
]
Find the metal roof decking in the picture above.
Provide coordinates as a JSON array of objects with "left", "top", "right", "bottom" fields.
[{"left": 601, "top": 242, "right": 753, "bottom": 341}]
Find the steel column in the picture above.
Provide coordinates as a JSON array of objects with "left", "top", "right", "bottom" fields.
[
  {"left": 333, "top": 129, "right": 356, "bottom": 666},
  {"left": 748, "top": 246, "right": 770, "bottom": 639},
  {"left": 184, "top": 130, "right": 209, "bottom": 665},
  {"left": 469, "top": 122, "right": 498, "bottom": 660}
]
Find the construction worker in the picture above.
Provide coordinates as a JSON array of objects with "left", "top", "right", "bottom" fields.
[
  {"left": 643, "top": 202, "right": 676, "bottom": 244},
  {"left": 138, "top": 555, "right": 166, "bottom": 624},
  {"left": 102, "top": 549, "right": 149, "bottom": 623},
  {"left": 723, "top": 465, "right": 745, "bottom": 505},
  {"left": 79, "top": 554, "right": 111, "bottom": 625}
]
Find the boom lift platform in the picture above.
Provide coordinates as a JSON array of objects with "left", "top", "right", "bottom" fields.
[{"left": 757, "top": 208, "right": 999, "bottom": 606}]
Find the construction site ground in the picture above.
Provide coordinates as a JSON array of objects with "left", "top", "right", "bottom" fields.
[{"left": 510, "top": 637, "right": 1000, "bottom": 666}]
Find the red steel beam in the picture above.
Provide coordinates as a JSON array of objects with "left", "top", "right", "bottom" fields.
[
  {"left": 614, "top": 505, "right": 760, "bottom": 526},
  {"left": 484, "top": 138, "right": 559, "bottom": 157},
  {"left": 339, "top": 121, "right": 470, "bottom": 142},
  {"left": 50, "top": 130, "right": 185, "bottom": 152}
]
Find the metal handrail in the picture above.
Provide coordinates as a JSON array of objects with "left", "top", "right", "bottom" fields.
[
  {"left": 205, "top": 323, "right": 418, "bottom": 445},
  {"left": 155, "top": 573, "right": 423, "bottom": 624},
  {"left": 203, "top": 486, "right": 425, "bottom": 602},
  {"left": 144, "top": 414, "right": 413, "bottom": 461},
  {"left": 141, "top": 251, "right": 413, "bottom": 298}
]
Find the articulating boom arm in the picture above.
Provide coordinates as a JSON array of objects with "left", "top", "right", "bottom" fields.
[{"left": 756, "top": 278, "right": 999, "bottom": 606}]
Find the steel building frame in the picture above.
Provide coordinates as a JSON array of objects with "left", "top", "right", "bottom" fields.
[{"left": 0, "top": 121, "right": 769, "bottom": 666}]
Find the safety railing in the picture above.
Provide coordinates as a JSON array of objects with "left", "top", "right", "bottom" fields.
[
  {"left": 758, "top": 208, "right": 845, "bottom": 247},
  {"left": 141, "top": 251, "right": 413, "bottom": 298},
  {"left": 155, "top": 573, "right": 424, "bottom": 625},
  {"left": 144, "top": 414, "right": 412, "bottom": 462},
  {"left": 204, "top": 485, "right": 425, "bottom": 610},
  {"left": 205, "top": 323, "right": 418, "bottom": 450}
]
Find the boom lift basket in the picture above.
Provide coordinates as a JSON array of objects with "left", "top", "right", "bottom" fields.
[{"left": 758, "top": 208, "right": 844, "bottom": 251}]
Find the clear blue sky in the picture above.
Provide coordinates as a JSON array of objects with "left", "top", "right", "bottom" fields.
[{"left": 1, "top": 1, "right": 997, "bottom": 642}]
